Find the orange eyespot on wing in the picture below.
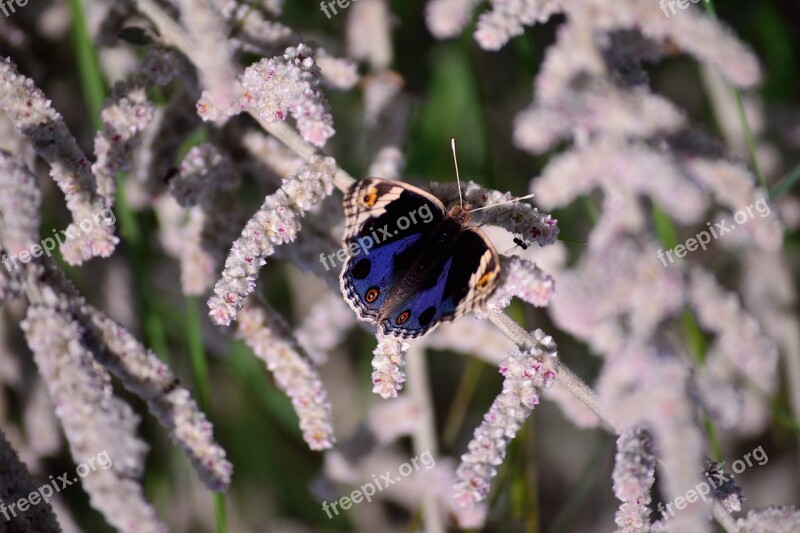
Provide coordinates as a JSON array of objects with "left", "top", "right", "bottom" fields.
[
  {"left": 359, "top": 187, "right": 379, "bottom": 207},
  {"left": 477, "top": 271, "right": 495, "bottom": 290},
  {"left": 365, "top": 287, "right": 380, "bottom": 303},
  {"left": 396, "top": 310, "right": 411, "bottom": 324}
]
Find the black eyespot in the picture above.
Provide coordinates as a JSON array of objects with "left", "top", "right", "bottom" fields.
[
  {"left": 418, "top": 306, "right": 436, "bottom": 326},
  {"left": 396, "top": 310, "right": 411, "bottom": 325},
  {"left": 365, "top": 287, "right": 380, "bottom": 303},
  {"left": 352, "top": 258, "right": 371, "bottom": 279}
]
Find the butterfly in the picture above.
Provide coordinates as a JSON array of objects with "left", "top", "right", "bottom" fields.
[{"left": 339, "top": 178, "right": 501, "bottom": 338}]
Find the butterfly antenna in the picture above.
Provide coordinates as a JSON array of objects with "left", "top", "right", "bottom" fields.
[
  {"left": 451, "top": 138, "right": 464, "bottom": 209},
  {"left": 468, "top": 193, "right": 536, "bottom": 214}
]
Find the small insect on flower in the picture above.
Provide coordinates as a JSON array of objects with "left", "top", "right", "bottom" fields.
[{"left": 513, "top": 237, "right": 529, "bottom": 250}]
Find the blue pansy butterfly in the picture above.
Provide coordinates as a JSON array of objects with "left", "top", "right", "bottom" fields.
[{"left": 340, "top": 178, "right": 501, "bottom": 338}]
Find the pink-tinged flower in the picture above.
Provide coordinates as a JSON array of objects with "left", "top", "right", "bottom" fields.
[
  {"left": 532, "top": 140, "right": 707, "bottom": 233},
  {"left": 367, "top": 397, "right": 420, "bottom": 444},
  {"left": 162, "top": 143, "right": 243, "bottom": 295},
  {"left": 425, "top": 0, "right": 482, "bottom": 39},
  {"left": 735, "top": 506, "right": 800, "bottom": 532},
  {"left": 240, "top": 44, "right": 335, "bottom": 147},
  {"left": 0, "top": 57, "right": 118, "bottom": 265},
  {"left": 92, "top": 49, "right": 176, "bottom": 201},
  {"left": 87, "top": 309, "right": 233, "bottom": 491},
  {"left": 482, "top": 255, "right": 555, "bottom": 311},
  {"left": 0, "top": 151, "right": 40, "bottom": 257},
  {"left": 454, "top": 333, "right": 557, "bottom": 507},
  {"left": 237, "top": 298, "right": 336, "bottom": 450},
  {"left": 177, "top": 0, "right": 241, "bottom": 121},
  {"left": 22, "top": 306, "right": 167, "bottom": 532},
  {"left": 598, "top": 346, "right": 708, "bottom": 532},
  {"left": 316, "top": 49, "right": 360, "bottom": 90},
  {"left": 371, "top": 334, "right": 411, "bottom": 399},
  {"left": 208, "top": 155, "right": 336, "bottom": 326},
  {"left": 688, "top": 268, "right": 778, "bottom": 393},
  {"left": 428, "top": 181, "right": 560, "bottom": 247},
  {"left": 613, "top": 427, "right": 656, "bottom": 532},
  {"left": 347, "top": 0, "right": 393, "bottom": 71},
  {"left": 294, "top": 293, "right": 356, "bottom": 364},
  {"left": 170, "top": 143, "right": 238, "bottom": 208},
  {"left": 474, "top": 0, "right": 562, "bottom": 51},
  {"left": 425, "top": 315, "right": 515, "bottom": 366}
]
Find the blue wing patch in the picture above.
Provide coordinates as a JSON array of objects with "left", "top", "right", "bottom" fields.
[{"left": 340, "top": 232, "right": 422, "bottom": 321}]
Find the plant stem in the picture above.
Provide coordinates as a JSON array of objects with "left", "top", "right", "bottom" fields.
[
  {"left": 770, "top": 161, "right": 800, "bottom": 201},
  {"left": 187, "top": 297, "right": 228, "bottom": 533},
  {"left": 702, "top": 0, "right": 768, "bottom": 191}
]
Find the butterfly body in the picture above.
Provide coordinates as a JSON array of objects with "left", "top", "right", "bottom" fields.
[{"left": 340, "top": 178, "right": 500, "bottom": 338}]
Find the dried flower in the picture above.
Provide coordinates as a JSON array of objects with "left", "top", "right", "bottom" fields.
[{"left": 703, "top": 458, "right": 743, "bottom": 513}]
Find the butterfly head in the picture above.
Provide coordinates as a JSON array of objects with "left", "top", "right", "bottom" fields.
[{"left": 448, "top": 204, "right": 472, "bottom": 226}]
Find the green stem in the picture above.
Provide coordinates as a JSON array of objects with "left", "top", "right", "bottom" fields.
[
  {"left": 702, "top": 0, "right": 768, "bottom": 191},
  {"left": 187, "top": 297, "right": 210, "bottom": 409},
  {"left": 66, "top": 0, "right": 105, "bottom": 128},
  {"left": 653, "top": 205, "right": 722, "bottom": 459},
  {"left": 187, "top": 297, "right": 228, "bottom": 533},
  {"left": 442, "top": 359, "right": 484, "bottom": 447},
  {"left": 769, "top": 161, "right": 800, "bottom": 201}
]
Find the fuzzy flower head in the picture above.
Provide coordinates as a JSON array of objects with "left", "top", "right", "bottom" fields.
[
  {"left": 613, "top": 426, "right": 656, "bottom": 532},
  {"left": 236, "top": 44, "right": 334, "bottom": 147},
  {"left": 371, "top": 334, "right": 411, "bottom": 399},
  {"left": 428, "top": 181, "right": 560, "bottom": 247},
  {"left": 208, "top": 156, "right": 336, "bottom": 326},
  {"left": 454, "top": 331, "right": 557, "bottom": 507},
  {"left": 237, "top": 299, "right": 336, "bottom": 450}
]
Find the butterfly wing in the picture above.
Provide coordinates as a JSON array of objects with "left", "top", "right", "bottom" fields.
[
  {"left": 379, "top": 227, "right": 501, "bottom": 338},
  {"left": 340, "top": 178, "right": 446, "bottom": 323}
]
